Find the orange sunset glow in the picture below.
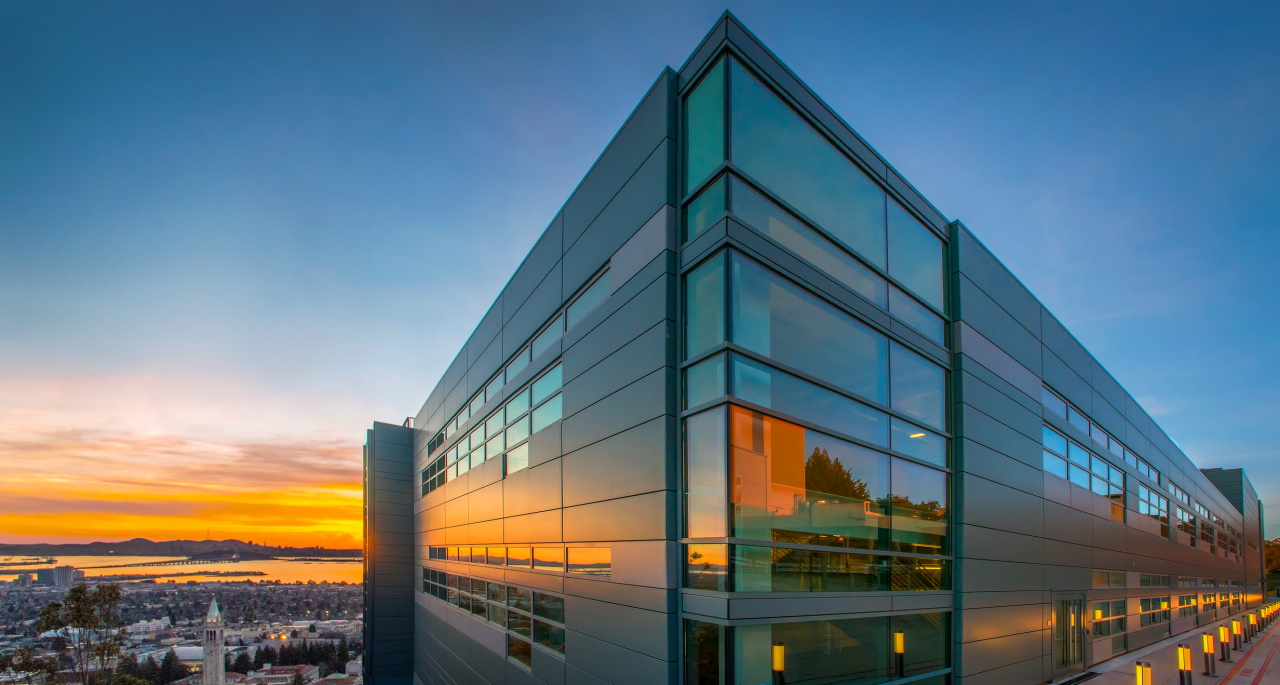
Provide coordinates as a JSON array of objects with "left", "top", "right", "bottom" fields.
[{"left": 0, "top": 372, "right": 365, "bottom": 549}]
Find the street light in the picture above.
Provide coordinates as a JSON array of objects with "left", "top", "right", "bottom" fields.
[
  {"left": 1177, "top": 644, "right": 1192, "bottom": 685},
  {"left": 1201, "top": 632, "right": 1216, "bottom": 677},
  {"left": 772, "top": 642, "right": 785, "bottom": 685}
]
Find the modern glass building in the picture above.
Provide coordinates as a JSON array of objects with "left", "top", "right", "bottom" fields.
[{"left": 363, "top": 13, "right": 1265, "bottom": 685}]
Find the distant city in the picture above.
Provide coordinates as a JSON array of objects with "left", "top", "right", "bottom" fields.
[{"left": 0, "top": 540, "right": 363, "bottom": 685}]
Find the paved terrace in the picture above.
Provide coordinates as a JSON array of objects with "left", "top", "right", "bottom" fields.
[{"left": 1077, "top": 602, "right": 1280, "bottom": 685}]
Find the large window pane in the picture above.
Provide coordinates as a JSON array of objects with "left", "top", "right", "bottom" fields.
[
  {"left": 531, "top": 394, "right": 562, "bottom": 433},
  {"left": 730, "top": 406, "right": 889, "bottom": 549},
  {"left": 890, "top": 458, "right": 948, "bottom": 554},
  {"left": 892, "top": 612, "right": 949, "bottom": 676},
  {"left": 686, "top": 407, "right": 728, "bottom": 538},
  {"left": 684, "top": 353, "right": 726, "bottom": 409},
  {"left": 685, "top": 58, "right": 725, "bottom": 195},
  {"left": 730, "top": 59, "right": 887, "bottom": 269},
  {"left": 887, "top": 200, "right": 944, "bottom": 311},
  {"left": 532, "top": 364, "right": 562, "bottom": 404},
  {"left": 732, "top": 253, "right": 888, "bottom": 404},
  {"left": 686, "top": 254, "right": 726, "bottom": 358},
  {"left": 685, "top": 543, "right": 728, "bottom": 591},
  {"left": 734, "top": 545, "right": 890, "bottom": 593},
  {"left": 889, "top": 286, "right": 945, "bottom": 345},
  {"left": 735, "top": 617, "right": 891, "bottom": 685},
  {"left": 890, "top": 417, "right": 946, "bottom": 467},
  {"left": 567, "top": 270, "right": 610, "bottom": 329},
  {"left": 889, "top": 343, "right": 945, "bottom": 430},
  {"left": 729, "top": 176, "right": 886, "bottom": 308},
  {"left": 685, "top": 174, "right": 726, "bottom": 241},
  {"left": 684, "top": 620, "right": 723, "bottom": 685},
  {"left": 731, "top": 355, "right": 888, "bottom": 448}
]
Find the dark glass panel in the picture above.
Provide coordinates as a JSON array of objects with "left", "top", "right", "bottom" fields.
[
  {"left": 887, "top": 200, "right": 944, "bottom": 311},
  {"left": 567, "top": 270, "right": 610, "bottom": 329},
  {"left": 889, "top": 286, "right": 945, "bottom": 345},
  {"left": 534, "top": 621, "right": 566, "bottom": 654},
  {"left": 685, "top": 407, "right": 728, "bottom": 539},
  {"left": 735, "top": 616, "right": 891, "bottom": 685},
  {"left": 889, "top": 342, "right": 945, "bottom": 430},
  {"left": 685, "top": 544, "right": 728, "bottom": 591},
  {"left": 686, "top": 174, "right": 726, "bottom": 241},
  {"left": 731, "top": 355, "right": 889, "bottom": 448},
  {"left": 507, "top": 635, "right": 532, "bottom": 666},
  {"left": 686, "top": 253, "right": 726, "bottom": 358},
  {"left": 684, "top": 620, "right": 723, "bottom": 685},
  {"left": 532, "top": 593, "right": 565, "bottom": 623},
  {"left": 729, "top": 406, "right": 889, "bottom": 549},
  {"left": 730, "top": 59, "right": 887, "bottom": 269},
  {"left": 890, "top": 418, "right": 946, "bottom": 467},
  {"left": 889, "top": 458, "right": 948, "bottom": 554},
  {"left": 891, "top": 612, "right": 949, "bottom": 676},
  {"left": 685, "top": 58, "right": 725, "bottom": 195},
  {"left": 685, "top": 353, "right": 726, "bottom": 409},
  {"left": 729, "top": 176, "right": 886, "bottom": 308},
  {"left": 732, "top": 253, "right": 888, "bottom": 404}
]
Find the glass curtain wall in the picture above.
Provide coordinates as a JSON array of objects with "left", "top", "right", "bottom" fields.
[{"left": 680, "top": 52, "right": 951, "bottom": 684}]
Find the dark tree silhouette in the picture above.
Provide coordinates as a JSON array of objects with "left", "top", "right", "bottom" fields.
[{"left": 805, "top": 448, "right": 871, "bottom": 501}]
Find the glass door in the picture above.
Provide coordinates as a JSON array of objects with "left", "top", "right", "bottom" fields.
[{"left": 1053, "top": 593, "right": 1086, "bottom": 680}]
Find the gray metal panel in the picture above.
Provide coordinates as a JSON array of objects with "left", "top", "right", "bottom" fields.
[
  {"left": 956, "top": 438, "right": 1043, "bottom": 497},
  {"left": 563, "top": 274, "right": 671, "bottom": 384},
  {"left": 562, "top": 416, "right": 673, "bottom": 508},
  {"left": 560, "top": 367, "right": 673, "bottom": 455},
  {"left": 503, "top": 213, "right": 564, "bottom": 324},
  {"left": 958, "top": 371, "right": 1041, "bottom": 443},
  {"left": 1041, "top": 348, "right": 1091, "bottom": 410},
  {"left": 562, "top": 322, "right": 671, "bottom": 419},
  {"left": 677, "top": 17, "right": 727, "bottom": 89},
  {"left": 564, "top": 630, "right": 673, "bottom": 685},
  {"left": 955, "top": 227, "right": 1040, "bottom": 336},
  {"left": 465, "top": 335, "right": 503, "bottom": 404},
  {"left": 564, "top": 143, "right": 673, "bottom": 298},
  {"left": 503, "top": 457, "right": 563, "bottom": 518},
  {"left": 1090, "top": 360, "right": 1126, "bottom": 414},
  {"left": 503, "top": 263, "right": 564, "bottom": 361},
  {"left": 561, "top": 490, "right": 671, "bottom": 542},
  {"left": 957, "top": 275, "right": 1040, "bottom": 374},
  {"left": 609, "top": 206, "right": 674, "bottom": 295},
  {"left": 955, "top": 473, "right": 1044, "bottom": 538},
  {"left": 563, "top": 596, "right": 670, "bottom": 660},
  {"left": 957, "top": 407, "right": 1041, "bottom": 471},
  {"left": 563, "top": 71, "right": 673, "bottom": 250}
]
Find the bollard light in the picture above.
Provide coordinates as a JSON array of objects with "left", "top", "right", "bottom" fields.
[
  {"left": 893, "top": 630, "right": 906, "bottom": 678},
  {"left": 1177, "top": 644, "right": 1192, "bottom": 685},
  {"left": 1233, "top": 619, "right": 1244, "bottom": 650},
  {"left": 772, "top": 642, "right": 786, "bottom": 685},
  {"left": 1202, "top": 632, "right": 1216, "bottom": 676},
  {"left": 1135, "top": 661, "right": 1153, "bottom": 685},
  {"left": 1220, "top": 624, "right": 1233, "bottom": 663}
]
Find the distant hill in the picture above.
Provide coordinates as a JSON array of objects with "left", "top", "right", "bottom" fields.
[{"left": 0, "top": 538, "right": 361, "bottom": 558}]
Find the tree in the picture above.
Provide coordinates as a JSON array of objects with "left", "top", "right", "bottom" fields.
[
  {"left": 805, "top": 448, "right": 871, "bottom": 501},
  {"left": 110, "top": 676, "right": 151, "bottom": 685},
  {"left": 157, "top": 650, "right": 187, "bottom": 685},
  {"left": 232, "top": 653, "right": 253, "bottom": 674},
  {"left": 5, "top": 646, "right": 59, "bottom": 685},
  {"left": 290, "top": 673, "right": 304, "bottom": 685},
  {"left": 38, "top": 584, "right": 126, "bottom": 685},
  {"left": 307, "top": 624, "right": 315, "bottom": 633}
]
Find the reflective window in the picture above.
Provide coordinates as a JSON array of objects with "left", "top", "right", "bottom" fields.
[
  {"left": 732, "top": 252, "right": 887, "bottom": 404},
  {"left": 686, "top": 174, "right": 726, "bottom": 241},
  {"left": 887, "top": 200, "right": 944, "bottom": 311},
  {"left": 729, "top": 175, "right": 886, "bottom": 308},
  {"left": 683, "top": 620, "right": 722, "bottom": 685},
  {"left": 686, "top": 254, "right": 726, "bottom": 357},
  {"left": 505, "top": 415, "right": 530, "bottom": 447},
  {"left": 533, "top": 547, "right": 563, "bottom": 572},
  {"left": 730, "top": 406, "right": 889, "bottom": 549},
  {"left": 890, "top": 458, "right": 948, "bottom": 554},
  {"left": 531, "top": 394, "right": 562, "bottom": 433},
  {"left": 485, "top": 373, "right": 504, "bottom": 404},
  {"left": 566, "top": 548, "right": 611, "bottom": 576},
  {"left": 532, "top": 364, "right": 562, "bottom": 404},
  {"left": 504, "top": 443, "right": 529, "bottom": 476},
  {"left": 685, "top": 57, "right": 725, "bottom": 195},
  {"left": 567, "top": 270, "right": 610, "bottom": 329},
  {"left": 890, "top": 342, "right": 945, "bottom": 429},
  {"left": 889, "top": 286, "right": 945, "bottom": 345},
  {"left": 507, "top": 635, "right": 531, "bottom": 667},
  {"left": 533, "top": 593, "right": 565, "bottom": 623},
  {"left": 731, "top": 545, "right": 947, "bottom": 593},
  {"left": 730, "top": 59, "right": 887, "bottom": 269},
  {"left": 889, "top": 417, "right": 946, "bottom": 467},
  {"left": 731, "top": 355, "right": 888, "bottom": 448},
  {"left": 485, "top": 410, "right": 505, "bottom": 438},
  {"left": 506, "top": 345, "right": 531, "bottom": 380},
  {"left": 734, "top": 616, "right": 894, "bottom": 685},
  {"left": 505, "top": 387, "right": 531, "bottom": 418},
  {"left": 684, "top": 353, "right": 726, "bottom": 409},
  {"left": 534, "top": 620, "right": 566, "bottom": 654},
  {"left": 531, "top": 314, "right": 564, "bottom": 359},
  {"left": 507, "top": 547, "right": 531, "bottom": 568},
  {"left": 685, "top": 544, "right": 729, "bottom": 591},
  {"left": 685, "top": 407, "right": 728, "bottom": 539}
]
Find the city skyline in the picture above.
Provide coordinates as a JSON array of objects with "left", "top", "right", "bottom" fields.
[{"left": 2, "top": 0, "right": 1278, "bottom": 549}]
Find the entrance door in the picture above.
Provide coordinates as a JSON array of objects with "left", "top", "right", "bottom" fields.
[{"left": 1052, "top": 593, "right": 1087, "bottom": 680}]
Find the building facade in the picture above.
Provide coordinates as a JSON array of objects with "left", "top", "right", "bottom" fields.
[{"left": 364, "top": 13, "right": 1265, "bottom": 685}]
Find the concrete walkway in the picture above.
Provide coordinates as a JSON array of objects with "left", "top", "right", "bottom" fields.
[{"left": 1073, "top": 607, "right": 1280, "bottom": 685}]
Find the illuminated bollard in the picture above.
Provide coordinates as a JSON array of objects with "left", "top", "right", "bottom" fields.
[
  {"left": 1249, "top": 613, "right": 1257, "bottom": 642},
  {"left": 1135, "top": 661, "right": 1153, "bottom": 685},
  {"left": 1177, "top": 644, "right": 1192, "bottom": 685},
  {"left": 1233, "top": 619, "right": 1243, "bottom": 651},
  {"left": 893, "top": 630, "right": 906, "bottom": 678},
  {"left": 772, "top": 642, "right": 786, "bottom": 685},
  {"left": 1202, "top": 632, "right": 1216, "bottom": 677},
  {"left": 1220, "top": 625, "right": 1233, "bottom": 663}
]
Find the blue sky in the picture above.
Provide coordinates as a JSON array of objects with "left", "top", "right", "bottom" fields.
[{"left": 1, "top": 1, "right": 1278, "bottom": 541}]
